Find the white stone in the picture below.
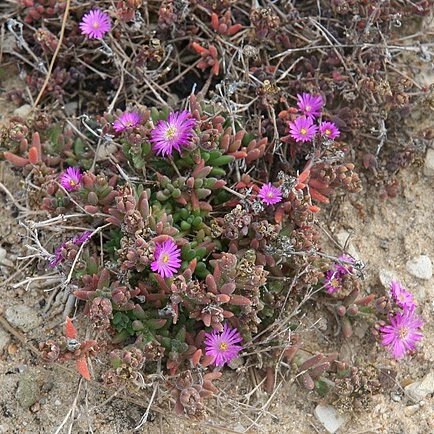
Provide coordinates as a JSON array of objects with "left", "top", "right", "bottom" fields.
[
  {"left": 406, "top": 255, "right": 433, "bottom": 280},
  {"left": 63, "top": 102, "right": 78, "bottom": 116},
  {"left": 13, "top": 104, "right": 32, "bottom": 118},
  {"left": 423, "top": 148, "right": 434, "bottom": 177},
  {"left": 0, "top": 247, "right": 14, "bottom": 267},
  {"left": 314, "top": 404, "right": 347, "bottom": 433},
  {"left": 0, "top": 326, "right": 11, "bottom": 352},
  {"left": 5, "top": 305, "right": 41, "bottom": 333},
  {"left": 378, "top": 269, "right": 399, "bottom": 290},
  {"left": 95, "top": 142, "right": 118, "bottom": 162},
  {"left": 405, "top": 372, "right": 434, "bottom": 402},
  {"left": 335, "top": 231, "right": 360, "bottom": 261}
]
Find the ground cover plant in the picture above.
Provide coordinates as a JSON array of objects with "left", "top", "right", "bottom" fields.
[{"left": 0, "top": 0, "right": 432, "bottom": 429}]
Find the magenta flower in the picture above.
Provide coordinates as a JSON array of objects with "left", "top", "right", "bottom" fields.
[
  {"left": 296, "top": 93, "right": 324, "bottom": 119},
  {"left": 49, "top": 241, "right": 67, "bottom": 268},
  {"left": 150, "top": 110, "right": 196, "bottom": 158},
  {"left": 79, "top": 9, "right": 112, "bottom": 39},
  {"left": 289, "top": 116, "right": 318, "bottom": 143},
  {"left": 113, "top": 112, "right": 142, "bottom": 132},
  {"left": 324, "top": 270, "right": 342, "bottom": 293},
  {"left": 390, "top": 281, "right": 416, "bottom": 310},
  {"left": 258, "top": 183, "right": 283, "bottom": 206},
  {"left": 73, "top": 231, "right": 93, "bottom": 245},
  {"left": 335, "top": 255, "right": 355, "bottom": 276},
  {"left": 204, "top": 323, "right": 243, "bottom": 366},
  {"left": 151, "top": 239, "right": 182, "bottom": 278},
  {"left": 380, "top": 308, "right": 424, "bottom": 359},
  {"left": 49, "top": 230, "right": 92, "bottom": 268},
  {"left": 320, "top": 121, "right": 340, "bottom": 140},
  {"left": 59, "top": 167, "right": 82, "bottom": 191}
]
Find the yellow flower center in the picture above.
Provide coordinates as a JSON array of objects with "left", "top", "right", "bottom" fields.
[
  {"left": 92, "top": 21, "right": 100, "bottom": 29},
  {"left": 164, "top": 126, "right": 177, "bottom": 140},
  {"left": 162, "top": 254, "right": 169, "bottom": 263},
  {"left": 267, "top": 192, "right": 274, "bottom": 198},
  {"left": 330, "top": 278, "right": 339, "bottom": 288},
  {"left": 325, "top": 129, "right": 331, "bottom": 135},
  {"left": 219, "top": 342, "right": 228, "bottom": 351},
  {"left": 399, "top": 326, "right": 409, "bottom": 339},
  {"left": 69, "top": 179, "right": 77, "bottom": 186},
  {"left": 300, "top": 128, "right": 307, "bottom": 135},
  {"left": 305, "top": 105, "right": 311, "bottom": 112}
]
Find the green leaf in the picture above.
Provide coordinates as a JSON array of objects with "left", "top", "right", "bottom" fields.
[
  {"left": 210, "top": 155, "right": 235, "bottom": 166},
  {"left": 210, "top": 167, "right": 226, "bottom": 176}
]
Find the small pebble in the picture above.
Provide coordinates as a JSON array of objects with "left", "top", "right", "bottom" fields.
[
  {"left": 0, "top": 247, "right": 14, "bottom": 267},
  {"left": 378, "top": 269, "right": 399, "bottom": 290},
  {"left": 404, "top": 404, "right": 420, "bottom": 416},
  {"left": 335, "top": 230, "right": 360, "bottom": 261},
  {"left": 423, "top": 148, "right": 434, "bottom": 177},
  {"left": 404, "top": 372, "right": 434, "bottom": 401},
  {"left": 7, "top": 343, "right": 18, "bottom": 355},
  {"left": 390, "top": 392, "right": 402, "bottom": 402},
  {"left": 0, "top": 327, "right": 11, "bottom": 353},
  {"left": 17, "top": 365, "right": 27, "bottom": 373},
  {"left": 16, "top": 370, "right": 41, "bottom": 409},
  {"left": 13, "top": 104, "right": 32, "bottom": 118},
  {"left": 314, "top": 404, "right": 347, "bottom": 434},
  {"left": 406, "top": 255, "right": 432, "bottom": 280},
  {"left": 30, "top": 402, "right": 40, "bottom": 413},
  {"left": 5, "top": 305, "right": 42, "bottom": 333}
]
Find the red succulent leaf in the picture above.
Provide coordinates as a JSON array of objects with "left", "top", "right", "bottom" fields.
[
  {"left": 191, "top": 42, "right": 208, "bottom": 55},
  {"left": 227, "top": 24, "right": 242, "bottom": 35},
  {"left": 229, "top": 294, "right": 251, "bottom": 306},
  {"left": 211, "top": 12, "right": 219, "bottom": 31},
  {"left": 76, "top": 356, "right": 91, "bottom": 380},
  {"left": 309, "top": 188, "right": 330, "bottom": 204},
  {"left": 192, "top": 349, "right": 202, "bottom": 367},
  {"left": 28, "top": 146, "right": 39, "bottom": 164},
  {"left": 65, "top": 317, "right": 77, "bottom": 339},
  {"left": 3, "top": 152, "right": 29, "bottom": 167}
]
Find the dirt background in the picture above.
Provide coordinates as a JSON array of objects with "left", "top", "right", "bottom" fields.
[{"left": 1, "top": 28, "right": 434, "bottom": 434}]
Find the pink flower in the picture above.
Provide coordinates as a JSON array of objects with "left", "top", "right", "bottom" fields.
[
  {"left": 150, "top": 111, "right": 196, "bottom": 158},
  {"left": 73, "top": 231, "right": 93, "bottom": 245},
  {"left": 151, "top": 239, "right": 182, "bottom": 278},
  {"left": 113, "top": 112, "right": 142, "bottom": 132},
  {"left": 79, "top": 9, "right": 112, "bottom": 39},
  {"left": 49, "top": 230, "right": 92, "bottom": 268},
  {"left": 49, "top": 241, "right": 68, "bottom": 268},
  {"left": 258, "top": 183, "right": 283, "bottom": 206},
  {"left": 390, "top": 281, "right": 416, "bottom": 310},
  {"left": 380, "top": 308, "right": 424, "bottom": 359},
  {"left": 296, "top": 93, "right": 324, "bottom": 119},
  {"left": 204, "top": 323, "right": 243, "bottom": 366},
  {"left": 320, "top": 121, "right": 340, "bottom": 140},
  {"left": 335, "top": 255, "right": 355, "bottom": 276},
  {"left": 324, "top": 270, "right": 342, "bottom": 293},
  {"left": 59, "top": 167, "right": 82, "bottom": 191},
  {"left": 289, "top": 116, "right": 318, "bottom": 142}
]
